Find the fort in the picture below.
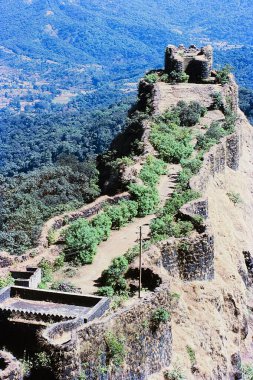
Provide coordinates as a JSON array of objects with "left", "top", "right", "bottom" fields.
[
  {"left": 165, "top": 44, "right": 214, "bottom": 82},
  {"left": 0, "top": 43, "right": 252, "bottom": 380}
]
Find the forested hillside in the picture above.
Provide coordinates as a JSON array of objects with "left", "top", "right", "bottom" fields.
[
  {"left": 0, "top": 0, "right": 252, "bottom": 255},
  {"left": 0, "top": 0, "right": 252, "bottom": 115}
]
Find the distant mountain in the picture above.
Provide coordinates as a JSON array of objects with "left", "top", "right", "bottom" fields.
[{"left": 0, "top": 0, "right": 252, "bottom": 102}]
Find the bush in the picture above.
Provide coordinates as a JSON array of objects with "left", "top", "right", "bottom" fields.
[
  {"left": 97, "top": 286, "right": 115, "bottom": 297},
  {"left": 34, "top": 352, "right": 51, "bottom": 369},
  {"left": 242, "top": 364, "right": 253, "bottom": 380},
  {"left": 169, "top": 70, "right": 189, "bottom": 84},
  {"left": 212, "top": 92, "right": 223, "bottom": 110},
  {"left": 64, "top": 219, "right": 99, "bottom": 264},
  {"left": 38, "top": 258, "right": 53, "bottom": 283},
  {"left": 180, "top": 157, "right": 202, "bottom": 174},
  {"left": 196, "top": 121, "right": 226, "bottom": 151},
  {"left": 151, "top": 307, "right": 170, "bottom": 328},
  {"left": 105, "top": 332, "right": 126, "bottom": 367},
  {"left": 144, "top": 73, "right": 159, "bottom": 84},
  {"left": 227, "top": 191, "right": 242, "bottom": 205},
  {"left": 140, "top": 156, "right": 167, "bottom": 186},
  {"left": 186, "top": 345, "right": 196, "bottom": 365},
  {"left": 164, "top": 367, "right": 185, "bottom": 380},
  {"left": 53, "top": 253, "right": 65, "bottom": 270},
  {"left": 91, "top": 212, "right": 112, "bottom": 241},
  {"left": 150, "top": 127, "right": 193, "bottom": 163},
  {"left": 128, "top": 183, "right": 159, "bottom": 216},
  {"left": 101, "top": 256, "right": 129, "bottom": 293},
  {"left": 50, "top": 281, "right": 81, "bottom": 293},
  {"left": 216, "top": 64, "right": 233, "bottom": 85},
  {"left": 0, "top": 273, "right": 14, "bottom": 289},
  {"left": 105, "top": 200, "right": 138, "bottom": 229},
  {"left": 150, "top": 215, "right": 193, "bottom": 241},
  {"left": 173, "top": 101, "right": 206, "bottom": 127},
  {"left": 47, "top": 229, "right": 57, "bottom": 246},
  {"left": 164, "top": 190, "right": 200, "bottom": 216},
  {"left": 176, "top": 168, "right": 192, "bottom": 191}
]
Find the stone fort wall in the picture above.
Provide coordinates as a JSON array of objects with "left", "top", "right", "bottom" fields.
[{"left": 40, "top": 286, "right": 172, "bottom": 380}]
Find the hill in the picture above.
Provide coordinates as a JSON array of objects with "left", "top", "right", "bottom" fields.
[{"left": 0, "top": 0, "right": 252, "bottom": 114}]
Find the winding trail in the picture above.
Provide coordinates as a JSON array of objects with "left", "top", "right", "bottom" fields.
[{"left": 70, "top": 164, "right": 180, "bottom": 294}]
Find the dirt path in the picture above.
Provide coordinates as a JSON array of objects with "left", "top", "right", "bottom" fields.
[{"left": 71, "top": 164, "right": 180, "bottom": 294}]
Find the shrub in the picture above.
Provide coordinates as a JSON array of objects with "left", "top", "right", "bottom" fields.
[
  {"left": 172, "top": 101, "right": 206, "bottom": 127},
  {"left": 128, "top": 183, "right": 159, "bottom": 216},
  {"left": 151, "top": 307, "right": 170, "bottom": 328},
  {"left": 50, "top": 281, "right": 81, "bottom": 294},
  {"left": 0, "top": 273, "right": 14, "bottom": 289},
  {"left": 176, "top": 168, "right": 192, "bottom": 191},
  {"left": 101, "top": 256, "right": 129, "bottom": 293},
  {"left": 169, "top": 70, "right": 189, "bottom": 84},
  {"left": 47, "top": 229, "right": 57, "bottom": 246},
  {"left": 105, "top": 200, "right": 138, "bottom": 229},
  {"left": 150, "top": 128, "right": 193, "bottom": 163},
  {"left": 150, "top": 216, "right": 193, "bottom": 241},
  {"left": 216, "top": 64, "right": 233, "bottom": 85},
  {"left": 186, "top": 345, "right": 196, "bottom": 365},
  {"left": 172, "top": 220, "right": 194, "bottom": 238},
  {"left": 104, "top": 332, "right": 126, "bottom": 367},
  {"left": 212, "top": 92, "right": 223, "bottom": 110},
  {"left": 180, "top": 157, "right": 202, "bottom": 174},
  {"left": 140, "top": 156, "right": 167, "bottom": 186},
  {"left": 91, "top": 212, "right": 112, "bottom": 241},
  {"left": 196, "top": 121, "right": 226, "bottom": 151},
  {"left": 64, "top": 219, "right": 99, "bottom": 264},
  {"left": 164, "top": 367, "right": 185, "bottom": 380},
  {"left": 164, "top": 190, "right": 200, "bottom": 216},
  {"left": 38, "top": 259, "right": 53, "bottom": 283},
  {"left": 115, "top": 156, "right": 134, "bottom": 166},
  {"left": 34, "top": 352, "right": 51, "bottom": 369},
  {"left": 242, "top": 364, "right": 253, "bottom": 380},
  {"left": 53, "top": 253, "right": 65, "bottom": 270},
  {"left": 144, "top": 72, "right": 159, "bottom": 84},
  {"left": 227, "top": 191, "right": 242, "bottom": 205},
  {"left": 97, "top": 286, "right": 115, "bottom": 297},
  {"left": 223, "top": 110, "right": 236, "bottom": 133}
]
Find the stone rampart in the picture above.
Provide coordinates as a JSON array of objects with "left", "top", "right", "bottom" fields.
[
  {"left": 11, "top": 267, "right": 41, "bottom": 288},
  {"left": 160, "top": 231, "right": 214, "bottom": 281},
  {"left": 39, "top": 286, "right": 172, "bottom": 380},
  {"left": 190, "top": 128, "right": 241, "bottom": 193}
]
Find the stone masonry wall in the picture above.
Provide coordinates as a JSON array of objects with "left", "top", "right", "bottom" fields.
[
  {"left": 40, "top": 286, "right": 172, "bottom": 380},
  {"left": 160, "top": 232, "right": 214, "bottom": 281},
  {"left": 190, "top": 129, "right": 241, "bottom": 193}
]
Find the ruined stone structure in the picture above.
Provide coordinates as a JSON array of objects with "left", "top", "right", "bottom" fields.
[
  {"left": 41, "top": 286, "right": 173, "bottom": 380},
  {"left": 165, "top": 44, "right": 213, "bottom": 82},
  {"left": 0, "top": 286, "right": 109, "bottom": 322},
  {"left": 10, "top": 267, "right": 41, "bottom": 288}
]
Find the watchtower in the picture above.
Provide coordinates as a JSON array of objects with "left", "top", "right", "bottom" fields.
[{"left": 165, "top": 44, "right": 213, "bottom": 83}]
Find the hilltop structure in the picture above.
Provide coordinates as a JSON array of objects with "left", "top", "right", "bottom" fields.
[{"left": 165, "top": 44, "right": 213, "bottom": 82}]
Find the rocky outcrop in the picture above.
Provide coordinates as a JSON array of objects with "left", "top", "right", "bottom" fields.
[{"left": 0, "top": 351, "right": 23, "bottom": 380}]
